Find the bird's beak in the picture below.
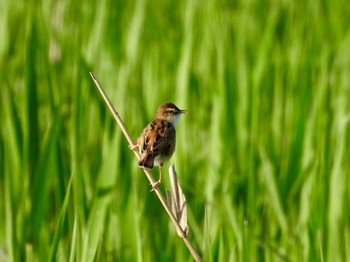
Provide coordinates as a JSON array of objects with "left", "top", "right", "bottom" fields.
[{"left": 179, "top": 109, "right": 187, "bottom": 114}]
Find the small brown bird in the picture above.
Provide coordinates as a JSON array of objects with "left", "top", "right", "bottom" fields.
[{"left": 131, "top": 102, "right": 186, "bottom": 190}]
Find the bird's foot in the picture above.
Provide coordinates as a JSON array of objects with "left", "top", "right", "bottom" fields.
[
  {"left": 129, "top": 143, "right": 138, "bottom": 151},
  {"left": 150, "top": 180, "right": 161, "bottom": 192}
]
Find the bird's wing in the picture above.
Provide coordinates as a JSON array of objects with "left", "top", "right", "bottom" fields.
[{"left": 140, "top": 120, "right": 175, "bottom": 156}]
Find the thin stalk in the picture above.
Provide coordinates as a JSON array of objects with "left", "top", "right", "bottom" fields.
[{"left": 89, "top": 72, "right": 201, "bottom": 262}]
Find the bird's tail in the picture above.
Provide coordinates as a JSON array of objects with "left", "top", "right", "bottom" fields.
[{"left": 138, "top": 153, "right": 154, "bottom": 169}]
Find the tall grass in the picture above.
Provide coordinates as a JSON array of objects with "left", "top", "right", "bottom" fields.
[{"left": 1, "top": 0, "right": 350, "bottom": 261}]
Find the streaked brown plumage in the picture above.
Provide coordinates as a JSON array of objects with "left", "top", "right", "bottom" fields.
[
  {"left": 132, "top": 102, "right": 186, "bottom": 189},
  {"left": 138, "top": 120, "right": 175, "bottom": 169}
]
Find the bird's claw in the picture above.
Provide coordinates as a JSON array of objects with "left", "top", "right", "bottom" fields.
[
  {"left": 129, "top": 144, "right": 138, "bottom": 151},
  {"left": 150, "top": 180, "right": 161, "bottom": 192}
]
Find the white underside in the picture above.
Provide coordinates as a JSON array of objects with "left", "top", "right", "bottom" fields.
[
  {"left": 154, "top": 154, "right": 168, "bottom": 166},
  {"left": 171, "top": 114, "right": 181, "bottom": 127}
]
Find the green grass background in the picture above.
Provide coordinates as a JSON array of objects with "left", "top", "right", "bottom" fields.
[{"left": 1, "top": 0, "right": 350, "bottom": 261}]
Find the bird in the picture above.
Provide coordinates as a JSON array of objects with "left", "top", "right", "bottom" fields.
[{"left": 130, "top": 102, "right": 186, "bottom": 190}]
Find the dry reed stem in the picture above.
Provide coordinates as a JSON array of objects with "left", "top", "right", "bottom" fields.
[{"left": 89, "top": 72, "right": 201, "bottom": 262}]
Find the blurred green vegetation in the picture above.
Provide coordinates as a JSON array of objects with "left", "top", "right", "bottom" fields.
[{"left": 1, "top": 0, "right": 350, "bottom": 261}]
